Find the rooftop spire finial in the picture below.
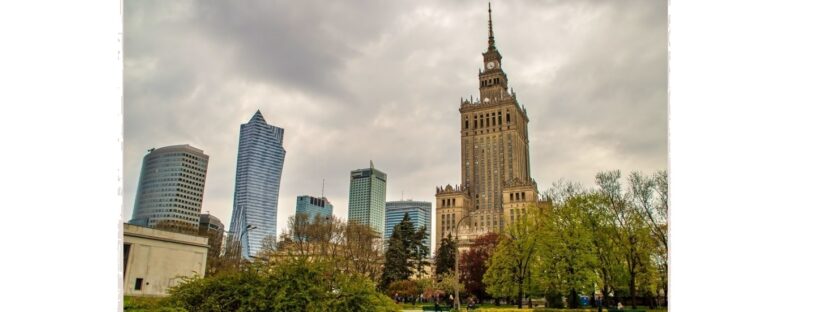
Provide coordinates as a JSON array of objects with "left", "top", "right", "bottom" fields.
[{"left": 488, "top": 2, "right": 495, "bottom": 48}]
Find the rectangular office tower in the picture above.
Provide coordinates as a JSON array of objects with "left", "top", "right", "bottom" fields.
[
  {"left": 229, "top": 110, "right": 286, "bottom": 259},
  {"left": 130, "top": 144, "right": 209, "bottom": 231},
  {"left": 295, "top": 195, "right": 333, "bottom": 219},
  {"left": 348, "top": 161, "right": 387, "bottom": 237},
  {"left": 385, "top": 200, "right": 432, "bottom": 254}
]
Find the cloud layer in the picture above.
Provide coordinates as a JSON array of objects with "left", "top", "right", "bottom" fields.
[{"left": 124, "top": 0, "right": 668, "bottom": 240}]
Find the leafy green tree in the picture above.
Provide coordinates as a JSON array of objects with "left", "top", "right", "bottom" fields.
[
  {"left": 534, "top": 190, "right": 599, "bottom": 308},
  {"left": 629, "top": 170, "right": 669, "bottom": 306},
  {"left": 483, "top": 206, "right": 541, "bottom": 308},
  {"left": 596, "top": 170, "right": 655, "bottom": 309},
  {"left": 434, "top": 234, "right": 456, "bottom": 277}
]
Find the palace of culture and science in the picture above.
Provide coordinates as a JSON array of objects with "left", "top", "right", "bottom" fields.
[{"left": 435, "top": 4, "right": 540, "bottom": 251}]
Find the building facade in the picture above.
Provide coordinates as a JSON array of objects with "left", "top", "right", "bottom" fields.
[
  {"left": 198, "top": 213, "right": 224, "bottom": 266},
  {"left": 123, "top": 223, "right": 209, "bottom": 297},
  {"left": 130, "top": 144, "right": 209, "bottom": 230},
  {"left": 348, "top": 161, "right": 387, "bottom": 237},
  {"left": 435, "top": 4, "right": 539, "bottom": 252},
  {"left": 228, "top": 110, "right": 286, "bottom": 259},
  {"left": 296, "top": 195, "right": 333, "bottom": 219},
  {"left": 385, "top": 200, "right": 432, "bottom": 254}
]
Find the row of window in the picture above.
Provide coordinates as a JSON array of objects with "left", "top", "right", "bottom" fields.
[
  {"left": 480, "top": 77, "right": 502, "bottom": 88},
  {"left": 509, "top": 192, "right": 528, "bottom": 202},
  {"left": 464, "top": 110, "right": 512, "bottom": 130}
]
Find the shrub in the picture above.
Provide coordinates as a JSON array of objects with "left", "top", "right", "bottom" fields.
[{"left": 163, "top": 259, "right": 400, "bottom": 312}]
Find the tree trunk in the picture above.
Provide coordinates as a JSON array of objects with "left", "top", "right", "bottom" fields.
[
  {"left": 517, "top": 279, "right": 524, "bottom": 309},
  {"left": 630, "top": 274, "right": 637, "bottom": 309}
]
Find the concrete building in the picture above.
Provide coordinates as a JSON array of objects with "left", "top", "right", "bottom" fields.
[
  {"left": 198, "top": 213, "right": 224, "bottom": 265},
  {"left": 123, "top": 223, "right": 208, "bottom": 297},
  {"left": 130, "top": 144, "right": 209, "bottom": 230},
  {"left": 295, "top": 195, "right": 333, "bottom": 219},
  {"left": 348, "top": 161, "right": 387, "bottom": 237},
  {"left": 385, "top": 200, "right": 432, "bottom": 254},
  {"left": 435, "top": 4, "right": 539, "bottom": 252},
  {"left": 229, "top": 110, "right": 286, "bottom": 259}
]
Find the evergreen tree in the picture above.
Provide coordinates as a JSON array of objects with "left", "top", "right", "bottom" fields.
[
  {"left": 435, "top": 234, "right": 456, "bottom": 277},
  {"left": 380, "top": 213, "right": 426, "bottom": 290}
]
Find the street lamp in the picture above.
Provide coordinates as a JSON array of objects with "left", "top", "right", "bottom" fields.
[
  {"left": 453, "top": 215, "right": 470, "bottom": 310},
  {"left": 239, "top": 224, "right": 257, "bottom": 258}
]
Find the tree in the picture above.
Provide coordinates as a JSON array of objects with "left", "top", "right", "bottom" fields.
[
  {"left": 434, "top": 234, "right": 456, "bottom": 277},
  {"left": 534, "top": 190, "right": 599, "bottom": 308},
  {"left": 411, "top": 225, "right": 431, "bottom": 279},
  {"left": 459, "top": 232, "right": 499, "bottom": 301},
  {"left": 381, "top": 234, "right": 412, "bottom": 290},
  {"left": 387, "top": 280, "right": 421, "bottom": 305},
  {"left": 630, "top": 170, "right": 669, "bottom": 306},
  {"left": 274, "top": 214, "right": 383, "bottom": 281},
  {"left": 381, "top": 213, "right": 429, "bottom": 290},
  {"left": 484, "top": 205, "right": 541, "bottom": 308},
  {"left": 436, "top": 272, "right": 464, "bottom": 305},
  {"left": 597, "top": 170, "right": 654, "bottom": 309}
]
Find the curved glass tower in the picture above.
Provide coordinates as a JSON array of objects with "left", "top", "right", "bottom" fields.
[
  {"left": 130, "top": 144, "right": 209, "bottom": 230},
  {"left": 229, "top": 110, "right": 286, "bottom": 259}
]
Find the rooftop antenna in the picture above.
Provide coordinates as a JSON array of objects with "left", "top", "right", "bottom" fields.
[
  {"left": 321, "top": 178, "right": 325, "bottom": 199},
  {"left": 402, "top": 190, "right": 404, "bottom": 201}
]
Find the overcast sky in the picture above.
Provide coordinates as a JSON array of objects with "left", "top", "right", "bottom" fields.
[{"left": 124, "top": 0, "right": 667, "bottom": 240}]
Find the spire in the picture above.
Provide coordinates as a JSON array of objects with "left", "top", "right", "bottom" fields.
[
  {"left": 488, "top": 2, "right": 495, "bottom": 48},
  {"left": 249, "top": 109, "right": 266, "bottom": 123},
  {"left": 370, "top": 160, "right": 374, "bottom": 169}
]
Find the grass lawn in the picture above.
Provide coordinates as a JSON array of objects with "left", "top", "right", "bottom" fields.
[{"left": 398, "top": 302, "right": 667, "bottom": 312}]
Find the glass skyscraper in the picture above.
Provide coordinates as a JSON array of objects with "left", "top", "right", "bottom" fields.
[
  {"left": 228, "top": 110, "right": 286, "bottom": 259},
  {"left": 348, "top": 161, "right": 387, "bottom": 237},
  {"left": 385, "top": 200, "right": 432, "bottom": 254},
  {"left": 130, "top": 144, "right": 209, "bottom": 230},
  {"left": 295, "top": 195, "right": 333, "bottom": 220}
]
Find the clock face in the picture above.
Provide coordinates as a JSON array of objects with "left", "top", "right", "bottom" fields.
[{"left": 486, "top": 61, "right": 496, "bottom": 69}]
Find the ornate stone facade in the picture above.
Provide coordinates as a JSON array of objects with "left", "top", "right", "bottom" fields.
[{"left": 435, "top": 3, "right": 538, "bottom": 252}]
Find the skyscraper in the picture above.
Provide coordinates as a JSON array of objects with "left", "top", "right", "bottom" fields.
[
  {"left": 348, "top": 161, "right": 387, "bottom": 237},
  {"left": 385, "top": 200, "right": 432, "bottom": 255},
  {"left": 295, "top": 195, "right": 333, "bottom": 219},
  {"left": 130, "top": 144, "right": 209, "bottom": 230},
  {"left": 435, "top": 3, "right": 539, "bottom": 251},
  {"left": 229, "top": 110, "right": 286, "bottom": 259}
]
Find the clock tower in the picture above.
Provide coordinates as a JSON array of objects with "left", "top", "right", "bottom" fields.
[
  {"left": 435, "top": 2, "right": 539, "bottom": 252},
  {"left": 479, "top": 3, "right": 509, "bottom": 102}
]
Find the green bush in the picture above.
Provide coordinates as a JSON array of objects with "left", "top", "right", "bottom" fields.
[{"left": 162, "top": 259, "right": 400, "bottom": 312}]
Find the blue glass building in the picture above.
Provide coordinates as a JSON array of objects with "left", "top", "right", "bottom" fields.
[
  {"left": 385, "top": 200, "right": 432, "bottom": 254},
  {"left": 348, "top": 161, "right": 387, "bottom": 237},
  {"left": 228, "top": 110, "right": 286, "bottom": 259},
  {"left": 295, "top": 195, "right": 333, "bottom": 220}
]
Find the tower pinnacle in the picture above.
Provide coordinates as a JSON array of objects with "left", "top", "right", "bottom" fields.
[{"left": 488, "top": 2, "right": 495, "bottom": 48}]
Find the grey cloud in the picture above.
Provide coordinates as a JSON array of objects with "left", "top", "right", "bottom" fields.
[{"left": 124, "top": 0, "right": 667, "bottom": 239}]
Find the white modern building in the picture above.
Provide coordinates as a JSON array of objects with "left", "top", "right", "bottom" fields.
[{"left": 130, "top": 144, "right": 209, "bottom": 230}]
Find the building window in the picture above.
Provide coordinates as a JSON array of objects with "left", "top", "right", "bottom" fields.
[
  {"left": 135, "top": 278, "right": 143, "bottom": 291},
  {"left": 123, "top": 244, "right": 131, "bottom": 279}
]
